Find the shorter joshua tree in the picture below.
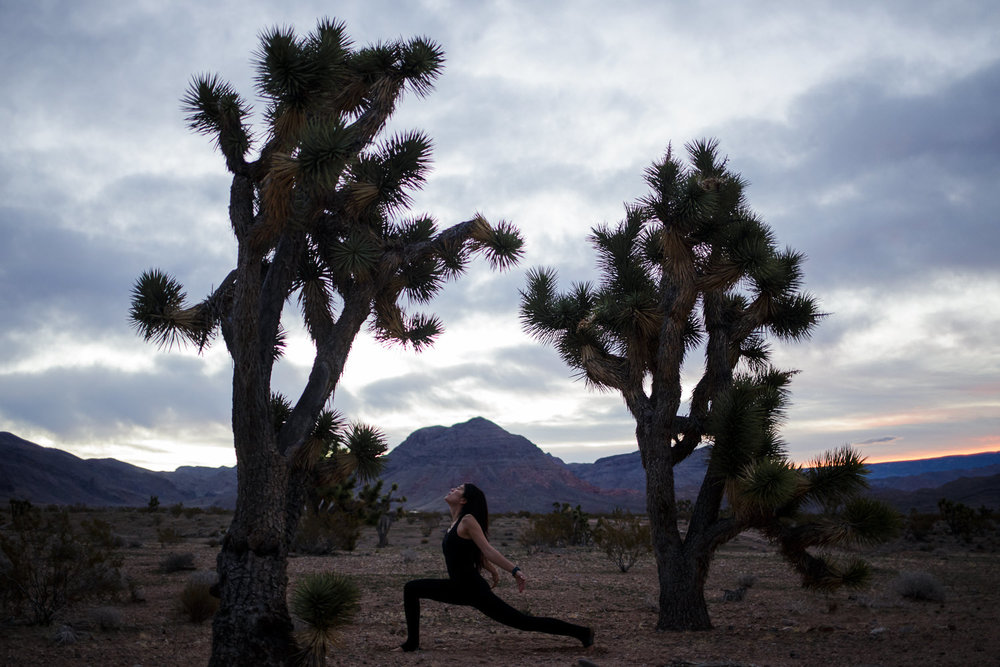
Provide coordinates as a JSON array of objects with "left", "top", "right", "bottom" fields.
[{"left": 358, "top": 480, "right": 406, "bottom": 548}]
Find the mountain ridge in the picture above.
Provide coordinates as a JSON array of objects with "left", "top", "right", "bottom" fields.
[{"left": 2, "top": 425, "right": 997, "bottom": 513}]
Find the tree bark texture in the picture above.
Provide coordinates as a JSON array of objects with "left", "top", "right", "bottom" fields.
[
  {"left": 654, "top": 540, "right": 713, "bottom": 631},
  {"left": 640, "top": 428, "right": 714, "bottom": 631},
  {"left": 210, "top": 443, "right": 296, "bottom": 665}
]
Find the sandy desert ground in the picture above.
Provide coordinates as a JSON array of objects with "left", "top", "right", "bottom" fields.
[{"left": 1, "top": 508, "right": 998, "bottom": 666}]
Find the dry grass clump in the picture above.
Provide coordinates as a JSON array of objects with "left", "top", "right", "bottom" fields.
[
  {"left": 91, "top": 605, "right": 123, "bottom": 631},
  {"left": 178, "top": 571, "right": 219, "bottom": 623},
  {"left": 159, "top": 551, "right": 197, "bottom": 573},
  {"left": 893, "top": 570, "right": 946, "bottom": 602}
]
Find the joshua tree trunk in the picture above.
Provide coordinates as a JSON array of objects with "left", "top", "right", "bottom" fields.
[
  {"left": 210, "top": 436, "right": 296, "bottom": 664},
  {"left": 654, "top": 541, "right": 713, "bottom": 631},
  {"left": 640, "top": 426, "right": 715, "bottom": 631},
  {"left": 208, "top": 220, "right": 299, "bottom": 664}
]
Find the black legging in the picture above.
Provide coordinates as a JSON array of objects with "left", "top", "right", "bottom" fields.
[{"left": 402, "top": 576, "right": 590, "bottom": 649}]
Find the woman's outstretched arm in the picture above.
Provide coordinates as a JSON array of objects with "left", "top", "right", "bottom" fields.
[{"left": 459, "top": 514, "right": 527, "bottom": 592}]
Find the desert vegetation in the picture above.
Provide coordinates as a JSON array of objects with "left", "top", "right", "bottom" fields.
[{"left": 1, "top": 501, "right": 997, "bottom": 665}]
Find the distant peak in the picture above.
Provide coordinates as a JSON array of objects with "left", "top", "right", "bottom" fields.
[{"left": 458, "top": 416, "right": 500, "bottom": 428}]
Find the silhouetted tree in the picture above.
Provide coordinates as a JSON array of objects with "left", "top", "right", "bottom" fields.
[
  {"left": 129, "top": 18, "right": 521, "bottom": 665},
  {"left": 520, "top": 140, "right": 898, "bottom": 630}
]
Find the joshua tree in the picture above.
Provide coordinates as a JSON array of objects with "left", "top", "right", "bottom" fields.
[
  {"left": 358, "top": 480, "right": 406, "bottom": 547},
  {"left": 520, "top": 140, "right": 898, "bottom": 631},
  {"left": 128, "top": 19, "right": 521, "bottom": 664}
]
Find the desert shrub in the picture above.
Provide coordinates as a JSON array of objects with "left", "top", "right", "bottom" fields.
[
  {"left": 905, "top": 510, "right": 939, "bottom": 542},
  {"left": 893, "top": 571, "right": 945, "bottom": 602},
  {"left": 8, "top": 498, "right": 33, "bottom": 520},
  {"left": 160, "top": 552, "right": 197, "bottom": 573},
  {"left": 168, "top": 503, "right": 185, "bottom": 518},
  {"left": 592, "top": 508, "right": 650, "bottom": 572},
  {"left": 0, "top": 507, "right": 124, "bottom": 624},
  {"left": 417, "top": 512, "right": 442, "bottom": 538},
  {"left": 937, "top": 499, "right": 993, "bottom": 542},
  {"left": 51, "top": 624, "right": 78, "bottom": 645},
  {"left": 179, "top": 571, "right": 219, "bottom": 623},
  {"left": 92, "top": 605, "right": 123, "bottom": 631},
  {"left": 147, "top": 496, "right": 160, "bottom": 512},
  {"left": 156, "top": 525, "right": 184, "bottom": 547},
  {"left": 291, "top": 572, "right": 360, "bottom": 666},
  {"left": 520, "top": 503, "right": 591, "bottom": 550},
  {"left": 675, "top": 499, "right": 693, "bottom": 521},
  {"left": 127, "top": 576, "right": 147, "bottom": 603},
  {"left": 294, "top": 511, "right": 361, "bottom": 554},
  {"left": 80, "top": 517, "right": 126, "bottom": 549}
]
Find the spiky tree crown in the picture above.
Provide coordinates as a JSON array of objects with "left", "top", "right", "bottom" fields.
[
  {"left": 130, "top": 17, "right": 522, "bottom": 369},
  {"left": 521, "top": 139, "right": 819, "bottom": 396}
]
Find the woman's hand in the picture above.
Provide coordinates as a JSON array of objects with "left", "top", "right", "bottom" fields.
[{"left": 513, "top": 569, "right": 526, "bottom": 593}]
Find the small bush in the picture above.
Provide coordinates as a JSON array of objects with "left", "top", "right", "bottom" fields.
[
  {"left": 418, "top": 512, "right": 442, "bottom": 538},
  {"left": 894, "top": 571, "right": 945, "bottom": 602},
  {"left": 179, "top": 571, "right": 219, "bottom": 623},
  {"left": 519, "top": 503, "right": 591, "bottom": 550},
  {"left": 294, "top": 511, "right": 361, "bottom": 554},
  {"left": 92, "top": 606, "right": 123, "bottom": 631},
  {"left": 160, "top": 552, "right": 197, "bottom": 573},
  {"left": 79, "top": 518, "right": 126, "bottom": 549},
  {"left": 156, "top": 526, "right": 183, "bottom": 547},
  {"left": 905, "top": 510, "right": 939, "bottom": 542},
  {"left": 592, "top": 508, "right": 650, "bottom": 572},
  {"left": 0, "top": 507, "right": 124, "bottom": 625}
]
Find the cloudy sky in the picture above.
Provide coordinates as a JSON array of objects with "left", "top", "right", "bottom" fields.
[{"left": 2, "top": 0, "right": 998, "bottom": 472}]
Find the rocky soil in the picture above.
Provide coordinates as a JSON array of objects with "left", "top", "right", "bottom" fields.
[{"left": 2, "top": 509, "right": 997, "bottom": 666}]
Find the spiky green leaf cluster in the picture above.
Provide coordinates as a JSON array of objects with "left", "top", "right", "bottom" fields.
[
  {"left": 180, "top": 75, "right": 251, "bottom": 167},
  {"left": 291, "top": 571, "right": 359, "bottom": 660},
  {"left": 128, "top": 269, "right": 215, "bottom": 350}
]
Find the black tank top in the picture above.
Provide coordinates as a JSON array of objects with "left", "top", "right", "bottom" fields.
[{"left": 443, "top": 519, "right": 480, "bottom": 581}]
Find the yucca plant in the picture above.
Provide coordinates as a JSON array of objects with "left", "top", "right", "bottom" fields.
[
  {"left": 291, "top": 573, "right": 360, "bottom": 666},
  {"left": 521, "top": 140, "right": 900, "bottom": 631},
  {"left": 128, "top": 17, "right": 522, "bottom": 665}
]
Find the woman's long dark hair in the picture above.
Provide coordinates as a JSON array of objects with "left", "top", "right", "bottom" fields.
[{"left": 458, "top": 483, "right": 489, "bottom": 571}]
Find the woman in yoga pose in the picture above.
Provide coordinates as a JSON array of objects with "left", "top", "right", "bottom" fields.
[{"left": 398, "top": 483, "right": 594, "bottom": 652}]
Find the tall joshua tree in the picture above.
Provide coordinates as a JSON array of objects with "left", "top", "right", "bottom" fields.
[
  {"left": 128, "top": 19, "right": 522, "bottom": 665},
  {"left": 520, "top": 140, "right": 898, "bottom": 631}
]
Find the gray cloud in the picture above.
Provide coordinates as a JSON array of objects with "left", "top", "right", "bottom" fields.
[
  {"left": 2, "top": 1, "right": 998, "bottom": 469},
  {"left": 857, "top": 437, "right": 902, "bottom": 446},
  {"left": 0, "top": 356, "right": 231, "bottom": 439},
  {"left": 719, "top": 60, "right": 1000, "bottom": 292}
]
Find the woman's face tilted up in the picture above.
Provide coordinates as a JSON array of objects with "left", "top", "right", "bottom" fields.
[{"left": 445, "top": 484, "right": 466, "bottom": 507}]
